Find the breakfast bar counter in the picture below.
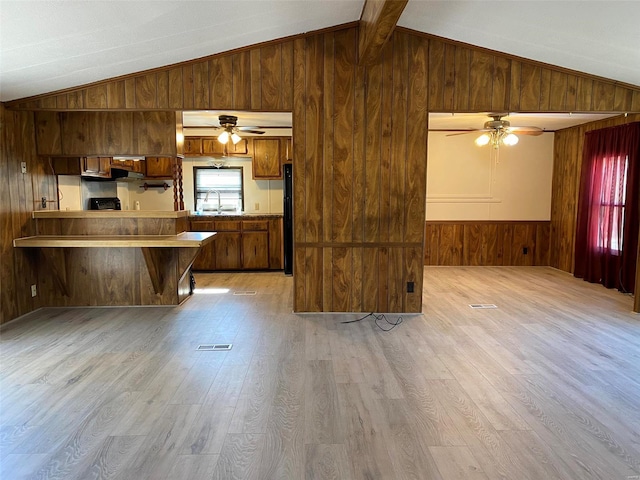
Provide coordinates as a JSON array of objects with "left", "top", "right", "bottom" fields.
[{"left": 14, "top": 210, "right": 214, "bottom": 307}]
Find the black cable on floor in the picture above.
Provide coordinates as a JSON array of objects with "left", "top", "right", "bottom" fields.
[{"left": 341, "top": 312, "right": 403, "bottom": 331}]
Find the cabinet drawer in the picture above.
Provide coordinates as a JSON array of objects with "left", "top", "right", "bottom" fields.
[
  {"left": 190, "top": 220, "right": 215, "bottom": 231},
  {"left": 214, "top": 220, "right": 241, "bottom": 231},
  {"left": 242, "top": 220, "right": 268, "bottom": 231}
]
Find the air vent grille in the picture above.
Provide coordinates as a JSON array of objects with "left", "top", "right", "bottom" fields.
[
  {"left": 233, "top": 291, "right": 257, "bottom": 296},
  {"left": 469, "top": 304, "right": 498, "bottom": 309},
  {"left": 197, "top": 344, "right": 233, "bottom": 351}
]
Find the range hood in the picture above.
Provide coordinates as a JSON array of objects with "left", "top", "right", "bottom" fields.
[{"left": 111, "top": 168, "right": 144, "bottom": 181}]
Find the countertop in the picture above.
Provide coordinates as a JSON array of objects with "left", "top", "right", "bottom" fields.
[
  {"left": 14, "top": 232, "right": 215, "bottom": 248},
  {"left": 33, "top": 210, "right": 190, "bottom": 219},
  {"left": 189, "top": 213, "right": 283, "bottom": 220}
]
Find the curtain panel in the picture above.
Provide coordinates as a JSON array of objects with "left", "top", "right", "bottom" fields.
[{"left": 574, "top": 122, "right": 640, "bottom": 293}]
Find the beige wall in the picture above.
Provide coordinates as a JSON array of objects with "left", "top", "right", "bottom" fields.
[{"left": 426, "top": 132, "right": 554, "bottom": 220}]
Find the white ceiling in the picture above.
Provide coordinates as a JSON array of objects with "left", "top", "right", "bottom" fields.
[{"left": 1, "top": 1, "right": 639, "bottom": 103}]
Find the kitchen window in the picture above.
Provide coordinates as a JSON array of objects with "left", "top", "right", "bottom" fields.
[{"left": 194, "top": 167, "right": 244, "bottom": 213}]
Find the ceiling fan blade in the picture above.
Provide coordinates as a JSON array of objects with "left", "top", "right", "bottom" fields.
[
  {"left": 238, "top": 128, "right": 265, "bottom": 134},
  {"left": 508, "top": 126, "right": 544, "bottom": 135},
  {"left": 445, "top": 131, "right": 476, "bottom": 136}
]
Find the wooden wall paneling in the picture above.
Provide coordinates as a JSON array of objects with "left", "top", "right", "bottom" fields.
[
  {"left": 351, "top": 247, "right": 363, "bottom": 311},
  {"left": 613, "top": 86, "right": 633, "bottom": 111},
  {"left": 281, "top": 41, "right": 294, "bottom": 111},
  {"left": 60, "top": 112, "right": 91, "bottom": 155},
  {"left": 106, "top": 80, "right": 126, "bottom": 109},
  {"left": 182, "top": 65, "right": 195, "bottom": 110},
  {"left": 422, "top": 224, "right": 432, "bottom": 265},
  {"left": 491, "top": 56, "right": 511, "bottom": 112},
  {"left": 86, "top": 84, "right": 108, "bottom": 109},
  {"left": 481, "top": 223, "right": 502, "bottom": 266},
  {"left": 292, "top": 38, "right": 306, "bottom": 247},
  {"left": 404, "top": 33, "right": 428, "bottom": 243},
  {"left": 96, "top": 112, "right": 134, "bottom": 155},
  {"left": 250, "top": 49, "right": 262, "bottom": 109},
  {"left": 535, "top": 223, "right": 551, "bottom": 266},
  {"left": 632, "top": 91, "right": 640, "bottom": 111},
  {"left": 539, "top": 68, "right": 552, "bottom": 111},
  {"left": 442, "top": 43, "right": 456, "bottom": 110},
  {"left": 333, "top": 247, "right": 352, "bottom": 311},
  {"left": 379, "top": 41, "right": 394, "bottom": 244},
  {"left": 508, "top": 60, "right": 521, "bottom": 111},
  {"left": 333, "top": 29, "right": 357, "bottom": 243},
  {"left": 463, "top": 224, "right": 482, "bottom": 266},
  {"left": 39, "top": 96, "right": 56, "bottom": 109},
  {"left": 388, "top": 247, "right": 403, "bottom": 311},
  {"left": 501, "top": 224, "right": 513, "bottom": 266},
  {"left": 428, "top": 39, "right": 445, "bottom": 111},
  {"left": 294, "top": 246, "right": 306, "bottom": 311},
  {"left": 438, "top": 224, "right": 463, "bottom": 265},
  {"left": 389, "top": 32, "right": 408, "bottom": 243},
  {"left": 404, "top": 246, "right": 422, "bottom": 311},
  {"left": 168, "top": 67, "right": 184, "bottom": 110},
  {"left": 134, "top": 111, "right": 176, "bottom": 156},
  {"left": 35, "top": 111, "right": 61, "bottom": 155},
  {"left": 193, "top": 61, "right": 209, "bottom": 109},
  {"left": 322, "top": 33, "right": 334, "bottom": 246},
  {"left": 519, "top": 63, "right": 541, "bottom": 111},
  {"left": 592, "top": 81, "right": 616, "bottom": 111},
  {"left": 575, "top": 76, "right": 593, "bottom": 111},
  {"left": 232, "top": 51, "right": 252, "bottom": 110},
  {"left": 156, "top": 71, "right": 169, "bottom": 109},
  {"left": 260, "top": 44, "right": 282, "bottom": 110},
  {"left": 453, "top": 46, "right": 470, "bottom": 111},
  {"left": 67, "top": 90, "right": 85, "bottom": 109},
  {"left": 468, "top": 50, "right": 494, "bottom": 111},
  {"left": 124, "top": 78, "right": 136, "bottom": 109},
  {"left": 549, "top": 71, "right": 568, "bottom": 111},
  {"left": 565, "top": 75, "right": 577, "bottom": 111},
  {"left": 55, "top": 94, "right": 68, "bottom": 109},
  {"left": 209, "top": 56, "right": 233, "bottom": 109},
  {"left": 352, "top": 56, "right": 366, "bottom": 245},
  {"left": 306, "top": 247, "right": 323, "bottom": 311},
  {"left": 362, "top": 247, "right": 380, "bottom": 312},
  {"left": 364, "top": 59, "right": 382, "bottom": 243},
  {"left": 322, "top": 246, "right": 333, "bottom": 311},
  {"left": 303, "top": 34, "right": 324, "bottom": 244}
]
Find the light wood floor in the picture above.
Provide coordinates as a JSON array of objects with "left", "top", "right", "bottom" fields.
[{"left": 1, "top": 267, "right": 639, "bottom": 480}]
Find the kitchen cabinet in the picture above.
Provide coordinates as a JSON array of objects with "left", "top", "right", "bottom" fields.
[
  {"left": 83, "top": 157, "right": 111, "bottom": 178},
  {"left": 241, "top": 220, "right": 269, "bottom": 269},
  {"left": 111, "top": 158, "right": 145, "bottom": 173},
  {"left": 283, "top": 138, "right": 292, "bottom": 163},
  {"left": 189, "top": 216, "right": 281, "bottom": 271},
  {"left": 252, "top": 138, "right": 281, "bottom": 179},
  {"left": 145, "top": 156, "right": 174, "bottom": 178},
  {"left": 183, "top": 137, "right": 250, "bottom": 157}
]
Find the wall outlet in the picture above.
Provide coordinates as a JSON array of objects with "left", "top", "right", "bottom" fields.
[
  {"left": 523, "top": 246, "right": 528, "bottom": 255},
  {"left": 407, "top": 281, "right": 415, "bottom": 293},
  {"left": 41, "top": 197, "right": 47, "bottom": 209},
  {"left": 31, "top": 284, "right": 37, "bottom": 297},
  {"left": 254, "top": 202, "right": 260, "bottom": 211}
]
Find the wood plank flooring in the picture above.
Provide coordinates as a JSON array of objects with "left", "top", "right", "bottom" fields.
[{"left": 1, "top": 267, "right": 639, "bottom": 479}]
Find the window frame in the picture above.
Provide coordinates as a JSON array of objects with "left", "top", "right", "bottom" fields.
[{"left": 193, "top": 166, "right": 245, "bottom": 213}]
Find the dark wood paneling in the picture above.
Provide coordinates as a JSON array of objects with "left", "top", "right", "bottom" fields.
[{"left": 425, "top": 222, "right": 550, "bottom": 267}]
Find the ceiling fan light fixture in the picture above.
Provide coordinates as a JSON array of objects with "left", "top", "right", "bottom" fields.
[
  {"left": 475, "top": 133, "right": 491, "bottom": 146},
  {"left": 231, "top": 132, "right": 242, "bottom": 144},
  {"left": 503, "top": 133, "right": 519, "bottom": 146},
  {"left": 217, "top": 131, "right": 229, "bottom": 144}
]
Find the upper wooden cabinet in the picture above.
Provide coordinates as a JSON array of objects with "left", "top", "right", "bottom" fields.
[
  {"left": 110, "top": 158, "right": 145, "bottom": 173},
  {"left": 145, "top": 157, "right": 175, "bottom": 178},
  {"left": 183, "top": 137, "right": 250, "bottom": 157},
  {"left": 252, "top": 138, "right": 282, "bottom": 179},
  {"left": 35, "top": 111, "right": 182, "bottom": 157}
]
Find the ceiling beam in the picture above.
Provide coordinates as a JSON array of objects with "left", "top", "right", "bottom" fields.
[{"left": 358, "top": 0, "right": 408, "bottom": 65}]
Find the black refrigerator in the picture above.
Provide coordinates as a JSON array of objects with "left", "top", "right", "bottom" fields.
[{"left": 283, "top": 163, "right": 293, "bottom": 275}]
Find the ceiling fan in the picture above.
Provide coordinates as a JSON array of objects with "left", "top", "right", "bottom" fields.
[
  {"left": 447, "top": 113, "right": 544, "bottom": 148},
  {"left": 213, "top": 114, "right": 266, "bottom": 145}
]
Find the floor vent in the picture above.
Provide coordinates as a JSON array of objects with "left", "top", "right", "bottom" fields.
[
  {"left": 233, "top": 291, "right": 257, "bottom": 296},
  {"left": 197, "top": 344, "right": 233, "bottom": 351},
  {"left": 469, "top": 304, "right": 498, "bottom": 309}
]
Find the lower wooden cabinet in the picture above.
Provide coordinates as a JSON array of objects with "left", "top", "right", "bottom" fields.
[{"left": 190, "top": 217, "right": 280, "bottom": 271}]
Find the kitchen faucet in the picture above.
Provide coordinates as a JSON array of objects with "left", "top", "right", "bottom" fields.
[{"left": 204, "top": 189, "right": 222, "bottom": 213}]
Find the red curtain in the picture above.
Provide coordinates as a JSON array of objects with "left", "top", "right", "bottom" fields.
[{"left": 574, "top": 122, "right": 640, "bottom": 293}]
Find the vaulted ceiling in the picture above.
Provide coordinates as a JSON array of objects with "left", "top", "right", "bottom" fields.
[{"left": 1, "top": 0, "right": 639, "bottom": 102}]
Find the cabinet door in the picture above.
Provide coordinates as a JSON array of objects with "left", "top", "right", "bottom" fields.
[
  {"left": 242, "top": 231, "right": 269, "bottom": 269},
  {"left": 283, "top": 138, "right": 292, "bottom": 162},
  {"left": 82, "top": 157, "right": 111, "bottom": 178},
  {"left": 202, "top": 139, "right": 225, "bottom": 156},
  {"left": 214, "top": 232, "right": 242, "bottom": 270},
  {"left": 183, "top": 138, "right": 202, "bottom": 155},
  {"left": 252, "top": 138, "right": 281, "bottom": 179},
  {"left": 145, "top": 157, "right": 174, "bottom": 178}
]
